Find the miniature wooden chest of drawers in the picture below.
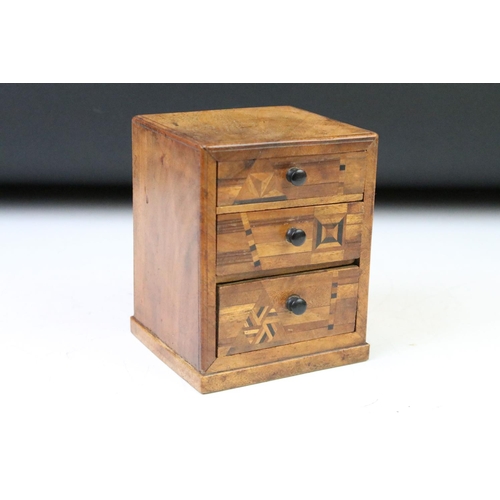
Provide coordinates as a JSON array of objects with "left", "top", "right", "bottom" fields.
[{"left": 130, "top": 106, "right": 378, "bottom": 393}]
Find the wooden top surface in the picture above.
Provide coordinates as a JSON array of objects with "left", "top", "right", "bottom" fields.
[{"left": 133, "top": 106, "right": 377, "bottom": 150}]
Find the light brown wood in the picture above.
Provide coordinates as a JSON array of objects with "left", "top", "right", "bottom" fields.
[
  {"left": 199, "top": 150, "right": 218, "bottom": 370},
  {"left": 354, "top": 138, "right": 379, "bottom": 341},
  {"left": 208, "top": 140, "right": 373, "bottom": 162},
  {"left": 217, "top": 152, "right": 367, "bottom": 208},
  {"left": 216, "top": 194, "right": 363, "bottom": 215},
  {"left": 131, "top": 316, "right": 204, "bottom": 392},
  {"left": 131, "top": 106, "right": 378, "bottom": 391},
  {"left": 131, "top": 316, "right": 369, "bottom": 393},
  {"left": 132, "top": 120, "right": 216, "bottom": 371},
  {"left": 134, "top": 106, "right": 376, "bottom": 150},
  {"left": 217, "top": 202, "right": 363, "bottom": 278},
  {"left": 215, "top": 259, "right": 357, "bottom": 284},
  {"left": 207, "top": 329, "right": 365, "bottom": 373},
  {"left": 218, "top": 266, "right": 360, "bottom": 356},
  {"left": 201, "top": 344, "right": 370, "bottom": 393}
]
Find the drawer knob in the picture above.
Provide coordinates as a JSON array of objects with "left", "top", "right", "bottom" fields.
[
  {"left": 286, "top": 227, "right": 306, "bottom": 247},
  {"left": 286, "top": 295, "right": 307, "bottom": 315},
  {"left": 286, "top": 167, "right": 307, "bottom": 186}
]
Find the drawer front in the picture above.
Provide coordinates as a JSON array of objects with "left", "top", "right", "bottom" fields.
[
  {"left": 218, "top": 266, "right": 360, "bottom": 356},
  {"left": 217, "top": 152, "right": 367, "bottom": 207},
  {"left": 217, "top": 202, "right": 363, "bottom": 277}
]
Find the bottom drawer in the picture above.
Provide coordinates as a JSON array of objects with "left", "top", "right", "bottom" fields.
[{"left": 217, "top": 266, "right": 360, "bottom": 357}]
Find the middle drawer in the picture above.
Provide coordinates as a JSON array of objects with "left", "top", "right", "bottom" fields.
[{"left": 217, "top": 202, "right": 363, "bottom": 278}]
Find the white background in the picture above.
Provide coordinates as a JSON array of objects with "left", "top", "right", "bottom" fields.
[{"left": 1, "top": 201, "right": 499, "bottom": 499}]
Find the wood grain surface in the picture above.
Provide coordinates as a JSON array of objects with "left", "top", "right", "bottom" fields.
[
  {"left": 353, "top": 138, "right": 379, "bottom": 342},
  {"left": 131, "top": 106, "right": 378, "bottom": 390},
  {"left": 208, "top": 140, "right": 373, "bottom": 163},
  {"left": 217, "top": 152, "right": 366, "bottom": 207},
  {"left": 132, "top": 120, "right": 216, "bottom": 371},
  {"left": 217, "top": 202, "right": 363, "bottom": 277},
  {"left": 207, "top": 330, "right": 366, "bottom": 373},
  {"left": 218, "top": 266, "right": 360, "bottom": 356},
  {"left": 131, "top": 316, "right": 369, "bottom": 393},
  {"left": 133, "top": 106, "right": 376, "bottom": 150}
]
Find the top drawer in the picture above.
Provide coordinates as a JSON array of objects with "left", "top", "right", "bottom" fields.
[{"left": 217, "top": 151, "right": 367, "bottom": 208}]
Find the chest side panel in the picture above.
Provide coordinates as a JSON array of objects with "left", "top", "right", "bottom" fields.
[{"left": 133, "top": 122, "right": 205, "bottom": 370}]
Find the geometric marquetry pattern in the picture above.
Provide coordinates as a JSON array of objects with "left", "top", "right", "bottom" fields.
[
  {"left": 314, "top": 216, "right": 344, "bottom": 249},
  {"left": 217, "top": 266, "right": 360, "bottom": 356},
  {"left": 327, "top": 281, "right": 339, "bottom": 331},
  {"left": 240, "top": 213, "right": 262, "bottom": 269},
  {"left": 234, "top": 172, "right": 286, "bottom": 205},
  {"left": 217, "top": 152, "right": 367, "bottom": 208},
  {"left": 217, "top": 203, "right": 363, "bottom": 278},
  {"left": 242, "top": 300, "right": 284, "bottom": 345}
]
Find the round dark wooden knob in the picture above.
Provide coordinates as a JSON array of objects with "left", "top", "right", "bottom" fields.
[
  {"left": 286, "top": 295, "right": 307, "bottom": 315},
  {"left": 286, "top": 228, "right": 306, "bottom": 247},
  {"left": 286, "top": 167, "right": 307, "bottom": 186}
]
